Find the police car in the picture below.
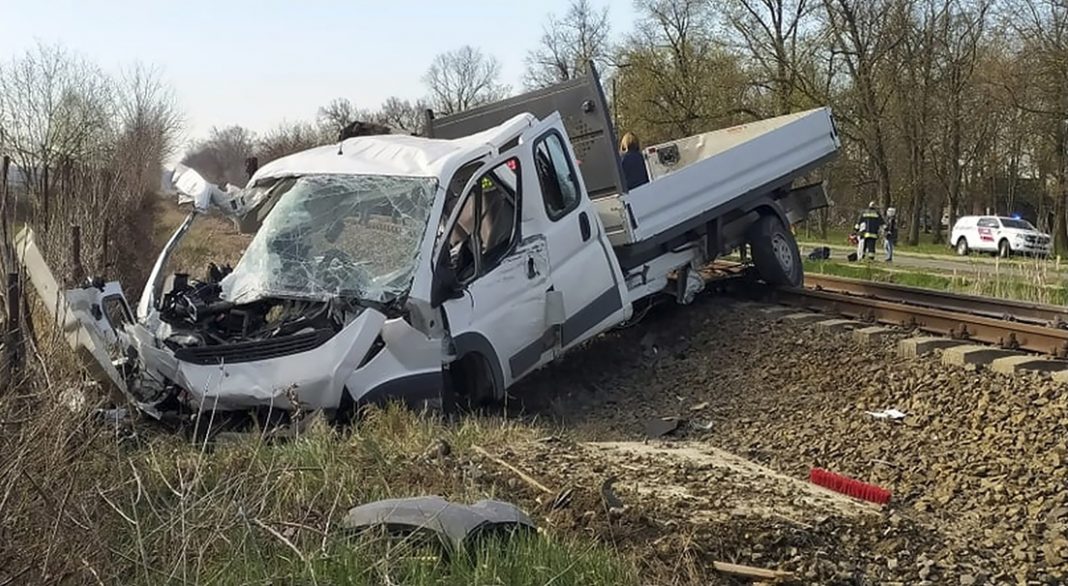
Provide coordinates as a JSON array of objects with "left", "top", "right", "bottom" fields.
[{"left": 950, "top": 215, "right": 1051, "bottom": 257}]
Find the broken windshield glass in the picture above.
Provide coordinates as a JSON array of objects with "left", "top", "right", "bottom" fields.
[{"left": 221, "top": 174, "right": 438, "bottom": 304}]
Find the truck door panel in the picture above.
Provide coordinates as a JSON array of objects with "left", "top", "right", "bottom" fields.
[
  {"left": 439, "top": 155, "right": 551, "bottom": 388},
  {"left": 524, "top": 122, "right": 626, "bottom": 352}
]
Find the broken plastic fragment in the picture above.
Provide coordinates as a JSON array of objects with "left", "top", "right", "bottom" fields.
[
  {"left": 865, "top": 408, "right": 906, "bottom": 420},
  {"left": 341, "top": 496, "right": 535, "bottom": 551}
]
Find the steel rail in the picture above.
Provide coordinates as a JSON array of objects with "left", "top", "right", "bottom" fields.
[
  {"left": 803, "top": 273, "right": 1068, "bottom": 327},
  {"left": 774, "top": 287, "right": 1068, "bottom": 357}
]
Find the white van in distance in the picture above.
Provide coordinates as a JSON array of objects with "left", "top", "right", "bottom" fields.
[{"left": 950, "top": 215, "right": 1051, "bottom": 257}]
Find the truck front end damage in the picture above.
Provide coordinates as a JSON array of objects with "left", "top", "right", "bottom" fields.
[{"left": 20, "top": 162, "right": 449, "bottom": 418}]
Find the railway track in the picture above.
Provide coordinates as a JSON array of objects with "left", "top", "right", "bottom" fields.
[{"left": 773, "top": 273, "right": 1068, "bottom": 357}]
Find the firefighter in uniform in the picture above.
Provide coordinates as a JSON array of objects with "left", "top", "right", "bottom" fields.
[{"left": 854, "top": 201, "right": 884, "bottom": 260}]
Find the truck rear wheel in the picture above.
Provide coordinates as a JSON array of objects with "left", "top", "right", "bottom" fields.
[{"left": 749, "top": 215, "right": 803, "bottom": 287}]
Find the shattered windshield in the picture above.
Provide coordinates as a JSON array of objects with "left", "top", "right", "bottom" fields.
[{"left": 221, "top": 174, "right": 438, "bottom": 304}]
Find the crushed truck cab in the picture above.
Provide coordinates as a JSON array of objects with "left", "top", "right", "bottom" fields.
[{"left": 19, "top": 65, "right": 839, "bottom": 417}]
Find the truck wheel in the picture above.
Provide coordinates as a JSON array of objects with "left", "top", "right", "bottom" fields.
[
  {"left": 448, "top": 353, "right": 499, "bottom": 412},
  {"left": 956, "top": 238, "right": 969, "bottom": 256},
  {"left": 998, "top": 239, "right": 1011, "bottom": 258},
  {"left": 749, "top": 215, "right": 803, "bottom": 287}
]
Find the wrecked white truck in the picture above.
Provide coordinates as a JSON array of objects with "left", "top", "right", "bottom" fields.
[{"left": 19, "top": 65, "right": 839, "bottom": 419}]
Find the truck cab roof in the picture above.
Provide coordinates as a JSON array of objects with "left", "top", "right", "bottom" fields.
[{"left": 249, "top": 113, "right": 539, "bottom": 184}]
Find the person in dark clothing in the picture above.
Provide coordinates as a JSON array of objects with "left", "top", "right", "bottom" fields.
[
  {"left": 619, "top": 132, "right": 649, "bottom": 191},
  {"left": 884, "top": 207, "right": 898, "bottom": 262},
  {"left": 854, "top": 201, "right": 884, "bottom": 260}
]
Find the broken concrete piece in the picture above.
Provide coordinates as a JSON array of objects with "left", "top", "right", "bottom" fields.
[{"left": 342, "top": 496, "right": 535, "bottom": 550}]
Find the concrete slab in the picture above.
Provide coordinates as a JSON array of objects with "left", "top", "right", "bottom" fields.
[
  {"left": 816, "top": 319, "right": 862, "bottom": 333},
  {"left": 942, "top": 345, "right": 1021, "bottom": 367},
  {"left": 897, "top": 337, "right": 968, "bottom": 359},
  {"left": 781, "top": 312, "right": 826, "bottom": 324},
  {"left": 990, "top": 355, "right": 1068, "bottom": 375},
  {"left": 854, "top": 326, "right": 895, "bottom": 344}
]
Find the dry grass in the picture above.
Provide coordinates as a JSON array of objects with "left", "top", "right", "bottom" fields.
[
  {"left": 150, "top": 198, "right": 253, "bottom": 278},
  {"left": 0, "top": 377, "right": 638, "bottom": 585},
  {"left": 0, "top": 198, "right": 640, "bottom": 585}
]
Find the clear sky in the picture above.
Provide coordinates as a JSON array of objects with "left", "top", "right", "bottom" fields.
[{"left": 0, "top": 0, "right": 638, "bottom": 151}]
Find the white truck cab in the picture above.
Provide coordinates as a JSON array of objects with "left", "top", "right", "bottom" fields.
[{"left": 18, "top": 64, "right": 840, "bottom": 418}]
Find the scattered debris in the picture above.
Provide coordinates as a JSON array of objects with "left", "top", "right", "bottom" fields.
[
  {"left": 421, "top": 438, "right": 452, "bottom": 461},
  {"left": 599, "top": 476, "right": 627, "bottom": 517},
  {"left": 473, "top": 445, "right": 554, "bottom": 495},
  {"left": 807, "top": 246, "right": 831, "bottom": 260},
  {"left": 644, "top": 417, "right": 683, "bottom": 438},
  {"left": 712, "top": 561, "right": 794, "bottom": 582},
  {"left": 342, "top": 496, "right": 535, "bottom": 551},
  {"left": 865, "top": 408, "right": 907, "bottom": 421},
  {"left": 810, "top": 468, "right": 892, "bottom": 505},
  {"left": 690, "top": 401, "right": 709, "bottom": 412}
]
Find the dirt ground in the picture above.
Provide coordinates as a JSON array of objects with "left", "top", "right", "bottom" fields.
[{"left": 493, "top": 295, "right": 1068, "bottom": 584}]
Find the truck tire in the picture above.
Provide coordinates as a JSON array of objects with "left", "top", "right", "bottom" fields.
[
  {"left": 998, "top": 239, "right": 1011, "bottom": 258},
  {"left": 749, "top": 215, "right": 803, "bottom": 287},
  {"left": 956, "top": 238, "right": 969, "bottom": 256}
]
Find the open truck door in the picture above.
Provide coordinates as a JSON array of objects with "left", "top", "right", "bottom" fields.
[{"left": 522, "top": 114, "right": 628, "bottom": 352}]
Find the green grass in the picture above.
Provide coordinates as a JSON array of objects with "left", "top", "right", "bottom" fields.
[
  {"left": 797, "top": 226, "right": 958, "bottom": 257},
  {"left": 99, "top": 407, "right": 636, "bottom": 585},
  {"left": 803, "top": 258, "right": 1068, "bottom": 305}
]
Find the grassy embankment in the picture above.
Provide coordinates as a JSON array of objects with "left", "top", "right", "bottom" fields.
[
  {"left": 1, "top": 199, "right": 640, "bottom": 585},
  {"left": 804, "top": 257, "right": 1068, "bottom": 305}
]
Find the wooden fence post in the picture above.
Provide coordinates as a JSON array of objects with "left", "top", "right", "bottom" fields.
[
  {"left": 42, "top": 164, "right": 50, "bottom": 231},
  {"left": 5, "top": 271, "right": 21, "bottom": 370},
  {"left": 71, "top": 224, "right": 83, "bottom": 285}
]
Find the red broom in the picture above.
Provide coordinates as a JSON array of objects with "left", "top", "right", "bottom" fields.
[{"left": 810, "top": 468, "right": 892, "bottom": 505}]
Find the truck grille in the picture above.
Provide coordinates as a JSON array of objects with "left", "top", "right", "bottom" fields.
[{"left": 174, "top": 329, "right": 335, "bottom": 365}]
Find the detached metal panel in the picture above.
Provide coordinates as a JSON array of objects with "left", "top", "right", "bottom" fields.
[{"left": 424, "top": 64, "right": 624, "bottom": 200}]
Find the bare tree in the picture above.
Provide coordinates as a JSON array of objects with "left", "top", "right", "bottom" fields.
[
  {"left": 1001, "top": 0, "right": 1068, "bottom": 252},
  {"left": 820, "top": 0, "right": 907, "bottom": 211},
  {"left": 927, "top": 0, "right": 991, "bottom": 242},
  {"left": 524, "top": 0, "right": 612, "bottom": 88},
  {"left": 614, "top": 0, "right": 751, "bottom": 142},
  {"left": 317, "top": 97, "right": 371, "bottom": 138},
  {"left": 256, "top": 120, "right": 326, "bottom": 164},
  {"left": 181, "top": 126, "right": 255, "bottom": 187},
  {"left": 372, "top": 96, "right": 429, "bottom": 134},
  {"left": 721, "top": 0, "right": 823, "bottom": 116},
  {"left": 0, "top": 43, "right": 114, "bottom": 198},
  {"left": 423, "top": 46, "right": 508, "bottom": 115}
]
